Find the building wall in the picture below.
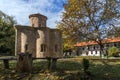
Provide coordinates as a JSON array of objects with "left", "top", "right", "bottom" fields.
[
  {"left": 15, "top": 13, "right": 62, "bottom": 58},
  {"left": 29, "top": 14, "right": 47, "bottom": 27},
  {"left": 76, "top": 42, "right": 120, "bottom": 56},
  {"left": 15, "top": 26, "right": 38, "bottom": 57},
  {"left": 15, "top": 25, "right": 62, "bottom": 58},
  {"left": 30, "top": 17, "right": 39, "bottom": 27},
  {"left": 15, "top": 28, "right": 21, "bottom": 56},
  {"left": 49, "top": 29, "right": 62, "bottom": 58},
  {"left": 36, "top": 28, "right": 50, "bottom": 58}
]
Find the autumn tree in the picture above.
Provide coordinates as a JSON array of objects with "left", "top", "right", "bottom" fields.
[
  {"left": 0, "top": 11, "right": 16, "bottom": 55},
  {"left": 57, "top": 0, "right": 120, "bottom": 57}
]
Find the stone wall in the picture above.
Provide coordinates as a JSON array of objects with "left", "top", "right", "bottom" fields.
[
  {"left": 15, "top": 25, "right": 62, "bottom": 58},
  {"left": 49, "top": 29, "right": 62, "bottom": 58},
  {"left": 15, "top": 26, "right": 38, "bottom": 57},
  {"left": 29, "top": 13, "right": 47, "bottom": 27},
  {"left": 15, "top": 13, "right": 63, "bottom": 58}
]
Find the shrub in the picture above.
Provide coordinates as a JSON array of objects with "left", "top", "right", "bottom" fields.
[
  {"left": 82, "top": 58, "right": 90, "bottom": 72},
  {"left": 108, "top": 46, "right": 120, "bottom": 57}
]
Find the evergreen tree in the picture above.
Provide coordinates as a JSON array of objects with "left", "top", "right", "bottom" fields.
[{"left": 0, "top": 11, "right": 16, "bottom": 55}]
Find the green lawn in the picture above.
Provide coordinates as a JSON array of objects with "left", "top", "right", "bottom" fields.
[{"left": 0, "top": 57, "right": 120, "bottom": 80}]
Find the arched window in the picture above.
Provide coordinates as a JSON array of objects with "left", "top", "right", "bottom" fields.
[
  {"left": 55, "top": 44, "right": 58, "bottom": 52},
  {"left": 41, "top": 44, "right": 46, "bottom": 52}
]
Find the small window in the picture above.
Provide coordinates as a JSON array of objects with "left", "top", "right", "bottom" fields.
[
  {"left": 96, "top": 45, "right": 99, "bottom": 49},
  {"left": 55, "top": 44, "right": 58, "bottom": 52},
  {"left": 93, "top": 46, "right": 95, "bottom": 50},
  {"left": 41, "top": 44, "right": 46, "bottom": 52},
  {"left": 114, "top": 43, "right": 117, "bottom": 47},
  {"left": 82, "top": 47, "right": 84, "bottom": 50},
  {"left": 25, "top": 44, "right": 28, "bottom": 52}
]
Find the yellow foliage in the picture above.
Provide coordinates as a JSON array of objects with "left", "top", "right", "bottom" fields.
[{"left": 57, "top": 0, "right": 120, "bottom": 51}]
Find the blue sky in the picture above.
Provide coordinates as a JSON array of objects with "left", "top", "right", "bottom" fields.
[{"left": 0, "top": 0, "right": 67, "bottom": 28}]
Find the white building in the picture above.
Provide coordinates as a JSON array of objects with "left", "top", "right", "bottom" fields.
[{"left": 75, "top": 38, "right": 120, "bottom": 56}]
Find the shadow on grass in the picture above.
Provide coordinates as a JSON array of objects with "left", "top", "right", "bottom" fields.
[
  {"left": 57, "top": 61, "right": 82, "bottom": 71},
  {"left": 32, "top": 60, "right": 85, "bottom": 80},
  {"left": 89, "top": 62, "right": 120, "bottom": 80},
  {"left": 32, "top": 60, "right": 82, "bottom": 72},
  {"left": 0, "top": 60, "right": 120, "bottom": 80}
]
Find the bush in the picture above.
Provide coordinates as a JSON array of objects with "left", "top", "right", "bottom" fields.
[
  {"left": 82, "top": 58, "right": 90, "bottom": 72},
  {"left": 108, "top": 46, "right": 120, "bottom": 57}
]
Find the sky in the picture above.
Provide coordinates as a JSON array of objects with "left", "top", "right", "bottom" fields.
[{"left": 0, "top": 0, "right": 67, "bottom": 28}]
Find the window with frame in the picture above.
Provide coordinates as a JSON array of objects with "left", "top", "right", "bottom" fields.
[{"left": 41, "top": 44, "right": 46, "bottom": 52}]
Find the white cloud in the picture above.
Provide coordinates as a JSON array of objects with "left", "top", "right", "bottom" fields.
[{"left": 0, "top": 0, "right": 65, "bottom": 28}]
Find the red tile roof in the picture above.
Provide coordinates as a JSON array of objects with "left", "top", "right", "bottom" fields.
[{"left": 75, "top": 37, "right": 120, "bottom": 47}]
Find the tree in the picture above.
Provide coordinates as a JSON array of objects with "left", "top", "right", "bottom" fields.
[
  {"left": 108, "top": 46, "right": 119, "bottom": 57},
  {"left": 0, "top": 11, "right": 16, "bottom": 55},
  {"left": 63, "top": 38, "right": 73, "bottom": 52},
  {"left": 57, "top": 0, "right": 120, "bottom": 57},
  {"left": 57, "top": 23, "right": 74, "bottom": 53},
  {"left": 107, "top": 26, "right": 120, "bottom": 38}
]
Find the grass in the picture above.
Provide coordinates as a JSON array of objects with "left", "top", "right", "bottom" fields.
[
  {"left": 90, "top": 61, "right": 120, "bottom": 80},
  {"left": 0, "top": 57, "right": 120, "bottom": 80}
]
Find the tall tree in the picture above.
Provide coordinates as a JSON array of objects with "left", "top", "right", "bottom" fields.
[
  {"left": 57, "top": 0, "right": 120, "bottom": 57},
  {"left": 107, "top": 26, "right": 120, "bottom": 38},
  {"left": 0, "top": 11, "right": 16, "bottom": 55}
]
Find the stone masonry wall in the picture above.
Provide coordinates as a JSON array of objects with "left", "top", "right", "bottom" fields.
[
  {"left": 15, "top": 13, "right": 62, "bottom": 58},
  {"left": 15, "top": 25, "right": 62, "bottom": 58}
]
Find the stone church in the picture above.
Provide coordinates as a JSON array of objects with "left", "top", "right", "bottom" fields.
[{"left": 14, "top": 13, "right": 62, "bottom": 58}]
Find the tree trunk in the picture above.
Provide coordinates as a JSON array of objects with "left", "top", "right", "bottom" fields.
[
  {"left": 99, "top": 44, "right": 103, "bottom": 58},
  {"left": 16, "top": 53, "right": 33, "bottom": 72}
]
